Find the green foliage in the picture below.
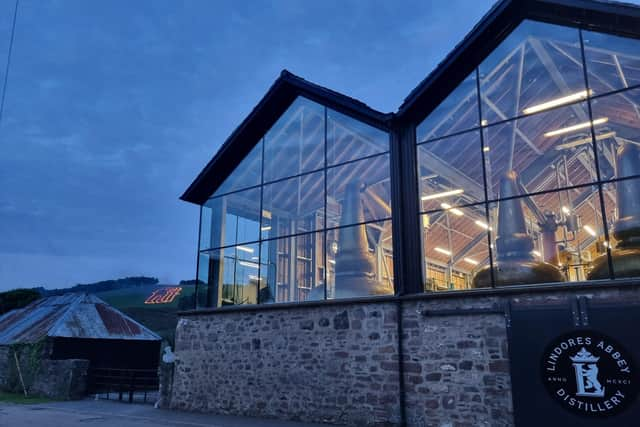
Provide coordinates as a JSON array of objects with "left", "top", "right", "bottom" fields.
[
  {"left": 45, "top": 276, "right": 159, "bottom": 296},
  {"left": 5, "top": 341, "right": 45, "bottom": 395},
  {"left": 0, "top": 289, "right": 41, "bottom": 315},
  {"left": 0, "top": 391, "right": 52, "bottom": 404}
]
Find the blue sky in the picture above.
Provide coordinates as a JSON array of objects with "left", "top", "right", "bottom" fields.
[{"left": 0, "top": 0, "right": 532, "bottom": 290}]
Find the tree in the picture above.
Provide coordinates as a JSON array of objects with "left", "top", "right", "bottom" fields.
[{"left": 0, "top": 289, "right": 41, "bottom": 315}]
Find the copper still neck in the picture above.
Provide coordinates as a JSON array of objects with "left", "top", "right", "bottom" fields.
[{"left": 472, "top": 171, "right": 565, "bottom": 287}]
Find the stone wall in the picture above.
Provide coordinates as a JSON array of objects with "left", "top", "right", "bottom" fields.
[
  {"left": 172, "top": 302, "right": 402, "bottom": 426},
  {"left": 30, "top": 359, "right": 89, "bottom": 400},
  {"left": 171, "top": 285, "right": 640, "bottom": 426},
  {"left": 0, "top": 346, "right": 10, "bottom": 389},
  {"left": 0, "top": 343, "right": 89, "bottom": 399}
]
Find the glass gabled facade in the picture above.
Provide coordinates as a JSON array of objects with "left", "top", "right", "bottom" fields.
[{"left": 188, "top": 10, "right": 640, "bottom": 309}]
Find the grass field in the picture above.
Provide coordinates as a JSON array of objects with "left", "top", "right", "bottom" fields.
[
  {"left": 96, "top": 284, "right": 197, "bottom": 344},
  {"left": 0, "top": 391, "right": 53, "bottom": 404}
]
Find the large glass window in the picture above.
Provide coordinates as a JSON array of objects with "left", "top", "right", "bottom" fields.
[
  {"left": 197, "top": 96, "right": 393, "bottom": 307},
  {"left": 416, "top": 20, "right": 640, "bottom": 291},
  {"left": 264, "top": 97, "right": 325, "bottom": 183},
  {"left": 583, "top": 31, "right": 640, "bottom": 94},
  {"left": 479, "top": 21, "right": 585, "bottom": 125},
  {"left": 417, "top": 131, "right": 485, "bottom": 209},
  {"left": 416, "top": 73, "right": 479, "bottom": 142},
  {"left": 212, "top": 141, "right": 262, "bottom": 197}
]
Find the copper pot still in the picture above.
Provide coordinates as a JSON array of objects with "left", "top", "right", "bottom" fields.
[
  {"left": 588, "top": 142, "right": 640, "bottom": 280},
  {"left": 472, "top": 171, "right": 566, "bottom": 288}
]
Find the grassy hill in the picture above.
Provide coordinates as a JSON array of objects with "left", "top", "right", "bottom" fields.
[{"left": 96, "top": 284, "right": 197, "bottom": 344}]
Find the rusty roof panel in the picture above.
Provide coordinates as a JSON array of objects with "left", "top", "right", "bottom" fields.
[{"left": 0, "top": 293, "right": 160, "bottom": 344}]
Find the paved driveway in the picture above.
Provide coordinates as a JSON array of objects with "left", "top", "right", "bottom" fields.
[{"left": 0, "top": 399, "right": 327, "bottom": 427}]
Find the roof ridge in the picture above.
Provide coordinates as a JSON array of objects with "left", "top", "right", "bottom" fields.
[{"left": 47, "top": 293, "right": 85, "bottom": 337}]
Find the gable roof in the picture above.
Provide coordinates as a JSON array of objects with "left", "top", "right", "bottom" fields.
[
  {"left": 180, "top": 70, "right": 392, "bottom": 205},
  {"left": 182, "top": 0, "right": 640, "bottom": 205},
  {"left": 0, "top": 293, "right": 161, "bottom": 344},
  {"left": 396, "top": 0, "right": 640, "bottom": 124}
]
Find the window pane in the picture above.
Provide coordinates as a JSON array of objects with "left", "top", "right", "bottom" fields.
[
  {"left": 259, "top": 231, "right": 325, "bottom": 304},
  {"left": 584, "top": 31, "right": 640, "bottom": 95},
  {"left": 198, "top": 244, "right": 260, "bottom": 307},
  {"left": 590, "top": 89, "right": 640, "bottom": 181},
  {"left": 483, "top": 103, "right": 597, "bottom": 198},
  {"left": 420, "top": 205, "right": 491, "bottom": 291},
  {"left": 212, "top": 140, "right": 262, "bottom": 197},
  {"left": 261, "top": 171, "right": 324, "bottom": 239},
  {"left": 195, "top": 253, "right": 211, "bottom": 309},
  {"left": 480, "top": 20, "right": 585, "bottom": 124},
  {"left": 327, "top": 109, "right": 388, "bottom": 165},
  {"left": 201, "top": 187, "right": 261, "bottom": 250},
  {"left": 416, "top": 72, "right": 478, "bottom": 142},
  {"left": 486, "top": 185, "right": 605, "bottom": 286},
  {"left": 600, "top": 178, "right": 640, "bottom": 280},
  {"left": 327, "top": 220, "right": 393, "bottom": 299},
  {"left": 264, "top": 97, "right": 325, "bottom": 182},
  {"left": 417, "top": 131, "right": 485, "bottom": 210},
  {"left": 327, "top": 154, "right": 391, "bottom": 228}
]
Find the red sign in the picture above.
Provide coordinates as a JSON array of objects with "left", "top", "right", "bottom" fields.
[{"left": 144, "top": 287, "right": 182, "bottom": 304}]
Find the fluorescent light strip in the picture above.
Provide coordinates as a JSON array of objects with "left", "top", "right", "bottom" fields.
[
  {"left": 555, "top": 131, "right": 617, "bottom": 151},
  {"left": 583, "top": 225, "right": 597, "bottom": 237},
  {"left": 531, "top": 250, "right": 541, "bottom": 257},
  {"left": 421, "top": 189, "right": 464, "bottom": 201},
  {"left": 236, "top": 246, "right": 254, "bottom": 253},
  {"left": 523, "top": 90, "right": 592, "bottom": 115},
  {"left": 463, "top": 257, "right": 478, "bottom": 265},
  {"left": 434, "top": 247, "right": 452, "bottom": 256},
  {"left": 260, "top": 226, "right": 272, "bottom": 231},
  {"left": 440, "top": 203, "right": 464, "bottom": 216},
  {"left": 238, "top": 260, "right": 259, "bottom": 269},
  {"left": 561, "top": 206, "right": 571, "bottom": 215},
  {"left": 544, "top": 118, "right": 608, "bottom": 138},
  {"left": 475, "top": 220, "right": 491, "bottom": 230}
]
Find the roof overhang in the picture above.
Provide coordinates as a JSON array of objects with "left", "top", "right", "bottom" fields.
[{"left": 180, "top": 70, "right": 392, "bottom": 205}]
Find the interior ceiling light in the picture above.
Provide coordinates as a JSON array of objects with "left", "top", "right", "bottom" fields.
[
  {"left": 463, "top": 257, "right": 479, "bottom": 265},
  {"left": 236, "top": 246, "right": 254, "bottom": 253},
  {"left": 531, "top": 250, "right": 542, "bottom": 257},
  {"left": 583, "top": 225, "right": 597, "bottom": 237},
  {"left": 260, "top": 226, "right": 272, "bottom": 231},
  {"left": 421, "top": 189, "right": 464, "bottom": 201},
  {"left": 238, "top": 260, "right": 259, "bottom": 269},
  {"left": 440, "top": 203, "right": 464, "bottom": 216},
  {"left": 483, "top": 146, "right": 490, "bottom": 152},
  {"left": 544, "top": 118, "right": 608, "bottom": 138},
  {"left": 435, "top": 247, "right": 452, "bottom": 256},
  {"left": 523, "top": 90, "right": 592, "bottom": 115},
  {"left": 561, "top": 206, "right": 571, "bottom": 215},
  {"left": 555, "top": 131, "right": 617, "bottom": 151},
  {"left": 475, "top": 220, "right": 491, "bottom": 230}
]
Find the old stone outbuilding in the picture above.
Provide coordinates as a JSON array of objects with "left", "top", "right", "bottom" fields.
[{"left": 0, "top": 293, "right": 161, "bottom": 399}]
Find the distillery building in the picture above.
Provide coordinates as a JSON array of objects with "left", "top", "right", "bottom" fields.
[{"left": 173, "top": 0, "right": 640, "bottom": 426}]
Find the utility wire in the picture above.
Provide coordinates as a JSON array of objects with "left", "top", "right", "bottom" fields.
[{"left": 0, "top": 0, "right": 19, "bottom": 126}]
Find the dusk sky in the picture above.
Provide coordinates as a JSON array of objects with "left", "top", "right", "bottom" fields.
[{"left": 0, "top": 0, "right": 549, "bottom": 290}]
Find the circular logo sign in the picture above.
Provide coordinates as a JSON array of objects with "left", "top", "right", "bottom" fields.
[{"left": 541, "top": 330, "right": 638, "bottom": 417}]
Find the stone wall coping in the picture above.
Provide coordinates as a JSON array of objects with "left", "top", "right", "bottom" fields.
[{"left": 178, "top": 278, "right": 640, "bottom": 317}]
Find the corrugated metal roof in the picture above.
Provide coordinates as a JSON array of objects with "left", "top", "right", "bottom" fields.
[{"left": 0, "top": 293, "right": 161, "bottom": 344}]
